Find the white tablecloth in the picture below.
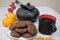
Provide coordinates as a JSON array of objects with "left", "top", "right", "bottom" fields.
[{"left": 0, "top": 7, "right": 60, "bottom": 40}]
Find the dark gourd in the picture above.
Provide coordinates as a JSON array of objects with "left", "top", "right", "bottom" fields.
[{"left": 15, "top": 0, "right": 39, "bottom": 22}]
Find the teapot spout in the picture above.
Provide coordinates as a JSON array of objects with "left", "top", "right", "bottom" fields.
[{"left": 15, "top": 0, "right": 23, "bottom": 6}]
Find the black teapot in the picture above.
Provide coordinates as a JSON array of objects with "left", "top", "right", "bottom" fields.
[
  {"left": 39, "top": 15, "right": 57, "bottom": 35},
  {"left": 15, "top": 0, "right": 39, "bottom": 22}
]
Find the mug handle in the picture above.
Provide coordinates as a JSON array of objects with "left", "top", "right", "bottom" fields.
[{"left": 50, "top": 24, "right": 57, "bottom": 32}]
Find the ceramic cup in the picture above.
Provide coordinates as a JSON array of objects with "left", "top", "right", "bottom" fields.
[{"left": 39, "top": 14, "right": 57, "bottom": 35}]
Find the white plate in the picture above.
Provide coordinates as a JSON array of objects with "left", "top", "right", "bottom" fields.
[
  {"left": 8, "top": 28, "right": 37, "bottom": 40},
  {"left": 0, "top": 7, "right": 60, "bottom": 40}
]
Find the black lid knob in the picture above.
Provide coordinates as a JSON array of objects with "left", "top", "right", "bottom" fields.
[{"left": 27, "top": 3, "right": 30, "bottom": 6}]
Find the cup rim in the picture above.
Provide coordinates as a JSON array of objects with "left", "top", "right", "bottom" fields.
[{"left": 40, "top": 14, "right": 56, "bottom": 21}]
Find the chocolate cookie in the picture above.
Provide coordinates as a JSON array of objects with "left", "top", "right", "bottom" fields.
[
  {"left": 13, "top": 21, "right": 27, "bottom": 28},
  {"left": 15, "top": 28, "right": 28, "bottom": 34},
  {"left": 24, "top": 21, "right": 33, "bottom": 25},
  {"left": 28, "top": 24, "right": 37, "bottom": 35},
  {"left": 9, "top": 25, "right": 15, "bottom": 31},
  {"left": 22, "top": 33, "right": 32, "bottom": 38},
  {"left": 10, "top": 31, "right": 21, "bottom": 38}
]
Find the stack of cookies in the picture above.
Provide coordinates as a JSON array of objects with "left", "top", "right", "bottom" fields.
[{"left": 9, "top": 21, "right": 37, "bottom": 38}]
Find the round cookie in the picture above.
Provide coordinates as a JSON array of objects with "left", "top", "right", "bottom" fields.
[
  {"left": 13, "top": 21, "right": 27, "bottom": 28},
  {"left": 22, "top": 33, "right": 32, "bottom": 38},
  {"left": 28, "top": 24, "right": 37, "bottom": 35},
  {"left": 24, "top": 21, "right": 33, "bottom": 25},
  {"left": 15, "top": 28, "right": 28, "bottom": 34},
  {"left": 9, "top": 25, "right": 15, "bottom": 31},
  {"left": 10, "top": 31, "right": 21, "bottom": 38}
]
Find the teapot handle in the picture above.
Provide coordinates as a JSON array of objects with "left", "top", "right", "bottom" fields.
[
  {"left": 15, "top": 0, "right": 33, "bottom": 12},
  {"left": 50, "top": 24, "right": 57, "bottom": 32}
]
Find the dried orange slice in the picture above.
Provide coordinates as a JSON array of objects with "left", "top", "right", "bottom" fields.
[{"left": 35, "top": 37, "right": 45, "bottom": 40}]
